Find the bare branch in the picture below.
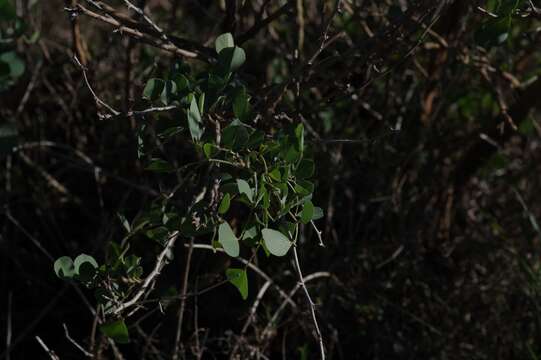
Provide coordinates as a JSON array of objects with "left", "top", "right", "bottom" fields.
[{"left": 114, "top": 231, "right": 180, "bottom": 315}]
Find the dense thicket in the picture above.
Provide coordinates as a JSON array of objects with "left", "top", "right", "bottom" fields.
[{"left": 2, "top": 0, "right": 541, "bottom": 359}]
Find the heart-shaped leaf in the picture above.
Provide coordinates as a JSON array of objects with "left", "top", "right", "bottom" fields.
[
  {"left": 54, "top": 256, "right": 75, "bottom": 279},
  {"left": 215, "top": 32, "right": 234, "bottom": 54},
  {"left": 262, "top": 228, "right": 292, "bottom": 257},
  {"left": 219, "top": 221, "right": 239, "bottom": 257},
  {"left": 218, "top": 46, "right": 246, "bottom": 73},
  {"left": 74, "top": 254, "right": 98, "bottom": 282},
  {"left": 236, "top": 179, "right": 253, "bottom": 202}
]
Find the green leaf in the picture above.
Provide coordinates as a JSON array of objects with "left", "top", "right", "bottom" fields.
[
  {"left": 218, "top": 193, "right": 231, "bottom": 214},
  {"left": 143, "top": 78, "right": 165, "bottom": 100},
  {"left": 284, "top": 146, "right": 300, "bottom": 163},
  {"left": 172, "top": 73, "right": 190, "bottom": 92},
  {"left": 54, "top": 256, "right": 75, "bottom": 279},
  {"left": 296, "top": 159, "right": 315, "bottom": 179},
  {"left": 312, "top": 206, "right": 324, "bottom": 220},
  {"left": 226, "top": 268, "right": 248, "bottom": 300},
  {"left": 295, "top": 123, "right": 304, "bottom": 153},
  {"left": 74, "top": 254, "right": 98, "bottom": 282},
  {"left": 215, "top": 32, "right": 235, "bottom": 54},
  {"left": 203, "top": 143, "right": 214, "bottom": 159},
  {"left": 236, "top": 179, "right": 253, "bottom": 202},
  {"left": 100, "top": 319, "right": 130, "bottom": 344},
  {"left": 0, "top": 52, "right": 24, "bottom": 78},
  {"left": 218, "top": 46, "right": 246, "bottom": 73},
  {"left": 198, "top": 92, "right": 206, "bottom": 115},
  {"left": 160, "top": 80, "right": 177, "bottom": 105},
  {"left": 300, "top": 200, "right": 314, "bottom": 224},
  {"left": 218, "top": 221, "right": 239, "bottom": 257},
  {"left": 269, "top": 168, "right": 281, "bottom": 182},
  {"left": 222, "top": 122, "right": 249, "bottom": 150},
  {"left": 294, "top": 180, "right": 314, "bottom": 196},
  {"left": 187, "top": 95, "right": 203, "bottom": 141},
  {"left": 242, "top": 226, "right": 258, "bottom": 240},
  {"left": 146, "top": 158, "right": 174, "bottom": 173},
  {"left": 261, "top": 228, "right": 292, "bottom": 256},
  {"left": 233, "top": 86, "right": 249, "bottom": 121}
]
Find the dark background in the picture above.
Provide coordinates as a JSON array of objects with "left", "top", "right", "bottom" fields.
[{"left": 2, "top": 0, "right": 541, "bottom": 359}]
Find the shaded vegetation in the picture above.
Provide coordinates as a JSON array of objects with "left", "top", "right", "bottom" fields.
[{"left": 2, "top": 0, "right": 541, "bottom": 359}]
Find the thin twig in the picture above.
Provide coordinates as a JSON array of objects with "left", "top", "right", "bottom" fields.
[
  {"left": 5, "top": 292, "right": 12, "bottom": 360},
  {"left": 292, "top": 247, "right": 325, "bottom": 359},
  {"left": 35, "top": 336, "right": 61, "bottom": 360},
  {"left": 100, "top": 105, "right": 179, "bottom": 120},
  {"left": 172, "top": 238, "right": 194, "bottom": 360},
  {"left": 114, "top": 231, "right": 180, "bottom": 314},
  {"left": 75, "top": 4, "right": 201, "bottom": 59},
  {"left": 259, "top": 272, "right": 331, "bottom": 353},
  {"left": 237, "top": 1, "right": 294, "bottom": 44},
  {"left": 63, "top": 323, "right": 93, "bottom": 357},
  {"left": 230, "top": 280, "right": 272, "bottom": 359},
  {"left": 122, "top": 0, "right": 169, "bottom": 42},
  {"left": 185, "top": 243, "right": 297, "bottom": 309},
  {"left": 73, "top": 55, "right": 120, "bottom": 118}
]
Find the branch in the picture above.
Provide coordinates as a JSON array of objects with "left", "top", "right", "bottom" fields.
[
  {"left": 74, "top": 4, "right": 203, "bottom": 60},
  {"left": 237, "top": 1, "right": 294, "bottom": 44},
  {"left": 292, "top": 247, "right": 326, "bottom": 359},
  {"left": 186, "top": 243, "right": 297, "bottom": 309},
  {"left": 114, "top": 231, "right": 180, "bottom": 315}
]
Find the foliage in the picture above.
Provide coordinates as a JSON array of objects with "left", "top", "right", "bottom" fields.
[{"left": 3, "top": 0, "right": 541, "bottom": 359}]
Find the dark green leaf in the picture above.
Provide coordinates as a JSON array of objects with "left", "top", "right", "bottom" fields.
[
  {"left": 300, "top": 200, "right": 314, "bottom": 224},
  {"left": 269, "top": 168, "right": 281, "bottom": 182},
  {"left": 296, "top": 159, "right": 315, "bottom": 179},
  {"left": 143, "top": 78, "right": 165, "bottom": 101},
  {"left": 146, "top": 158, "right": 175, "bottom": 173},
  {"left": 203, "top": 143, "right": 214, "bottom": 158},
  {"left": 226, "top": 268, "right": 248, "bottom": 300},
  {"left": 295, "top": 123, "right": 304, "bottom": 153},
  {"left": 0, "top": 52, "right": 24, "bottom": 78},
  {"left": 233, "top": 86, "right": 249, "bottom": 121},
  {"left": 218, "top": 193, "right": 231, "bottom": 214},
  {"left": 100, "top": 319, "right": 130, "bottom": 344}
]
